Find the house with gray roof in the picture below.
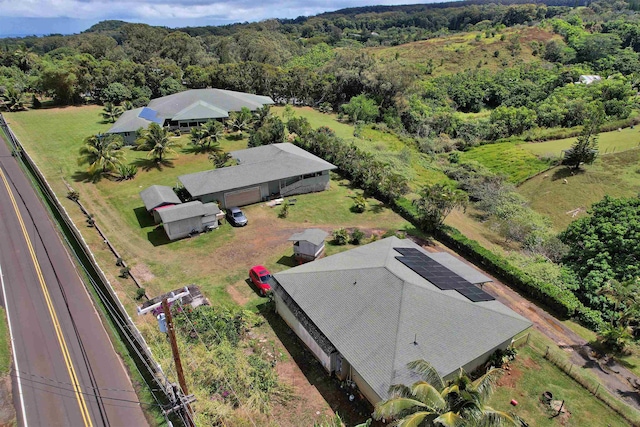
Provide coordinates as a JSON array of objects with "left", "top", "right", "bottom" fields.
[
  {"left": 106, "top": 88, "right": 274, "bottom": 145},
  {"left": 139, "top": 185, "right": 182, "bottom": 224},
  {"left": 272, "top": 237, "right": 531, "bottom": 405},
  {"left": 156, "top": 201, "right": 222, "bottom": 240},
  {"left": 178, "top": 143, "right": 337, "bottom": 208}
]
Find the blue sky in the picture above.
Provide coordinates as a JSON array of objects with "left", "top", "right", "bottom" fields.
[{"left": 0, "top": 0, "right": 440, "bottom": 37}]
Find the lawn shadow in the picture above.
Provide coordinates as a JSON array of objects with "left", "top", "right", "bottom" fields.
[
  {"left": 245, "top": 278, "right": 267, "bottom": 297},
  {"left": 71, "top": 170, "right": 102, "bottom": 183},
  {"left": 368, "top": 202, "right": 385, "bottom": 214},
  {"left": 147, "top": 225, "right": 171, "bottom": 246},
  {"left": 180, "top": 144, "right": 206, "bottom": 155},
  {"left": 132, "top": 158, "right": 175, "bottom": 172},
  {"left": 276, "top": 255, "right": 298, "bottom": 268},
  {"left": 134, "top": 207, "right": 155, "bottom": 228},
  {"left": 258, "top": 306, "right": 376, "bottom": 426},
  {"left": 551, "top": 167, "right": 585, "bottom": 181}
]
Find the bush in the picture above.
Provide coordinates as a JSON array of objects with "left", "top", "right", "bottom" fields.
[
  {"left": 332, "top": 228, "right": 349, "bottom": 245},
  {"left": 278, "top": 203, "right": 289, "bottom": 218},
  {"left": 350, "top": 228, "right": 365, "bottom": 245},
  {"left": 351, "top": 194, "right": 367, "bottom": 213},
  {"left": 135, "top": 287, "right": 146, "bottom": 300}
]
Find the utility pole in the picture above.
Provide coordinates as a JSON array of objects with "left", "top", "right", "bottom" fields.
[{"left": 162, "top": 298, "right": 195, "bottom": 427}]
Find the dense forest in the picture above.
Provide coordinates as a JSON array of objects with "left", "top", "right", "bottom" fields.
[{"left": 1, "top": 0, "right": 640, "bottom": 346}]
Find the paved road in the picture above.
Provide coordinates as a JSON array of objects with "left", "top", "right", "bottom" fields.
[{"left": 0, "top": 137, "right": 149, "bottom": 426}]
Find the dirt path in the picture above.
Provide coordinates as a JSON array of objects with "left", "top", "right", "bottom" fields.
[{"left": 419, "top": 239, "right": 640, "bottom": 412}]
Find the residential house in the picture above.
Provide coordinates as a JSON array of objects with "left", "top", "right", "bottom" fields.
[
  {"left": 156, "top": 201, "right": 222, "bottom": 240},
  {"left": 139, "top": 185, "right": 182, "bottom": 224},
  {"left": 178, "top": 143, "right": 337, "bottom": 208},
  {"left": 272, "top": 237, "right": 531, "bottom": 405},
  {"left": 107, "top": 89, "right": 274, "bottom": 145}
]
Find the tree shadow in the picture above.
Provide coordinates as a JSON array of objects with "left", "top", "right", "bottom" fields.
[
  {"left": 147, "top": 225, "right": 171, "bottom": 246},
  {"left": 132, "top": 158, "right": 175, "bottom": 172},
  {"left": 551, "top": 167, "right": 585, "bottom": 181},
  {"left": 180, "top": 144, "right": 206, "bottom": 155},
  {"left": 368, "top": 202, "right": 385, "bottom": 214},
  {"left": 617, "top": 389, "right": 640, "bottom": 405},
  {"left": 257, "top": 305, "right": 376, "bottom": 426},
  {"left": 276, "top": 255, "right": 298, "bottom": 268},
  {"left": 71, "top": 170, "right": 102, "bottom": 183},
  {"left": 134, "top": 207, "right": 155, "bottom": 228}
]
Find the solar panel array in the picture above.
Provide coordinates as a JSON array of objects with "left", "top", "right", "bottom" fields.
[
  {"left": 394, "top": 247, "right": 495, "bottom": 302},
  {"left": 139, "top": 107, "right": 164, "bottom": 124}
]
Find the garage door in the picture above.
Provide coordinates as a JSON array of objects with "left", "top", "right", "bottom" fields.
[{"left": 224, "top": 187, "right": 261, "bottom": 207}]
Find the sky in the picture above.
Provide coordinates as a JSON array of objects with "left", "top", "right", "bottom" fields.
[{"left": 0, "top": 0, "right": 441, "bottom": 37}]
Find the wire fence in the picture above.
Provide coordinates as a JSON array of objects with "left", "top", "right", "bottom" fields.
[
  {"left": 514, "top": 333, "right": 640, "bottom": 426},
  {"left": 0, "top": 113, "right": 178, "bottom": 424}
]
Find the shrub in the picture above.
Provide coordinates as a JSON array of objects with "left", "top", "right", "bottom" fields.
[
  {"left": 332, "top": 228, "right": 349, "bottom": 245},
  {"left": 351, "top": 194, "right": 367, "bottom": 213},
  {"left": 350, "top": 228, "right": 365, "bottom": 245},
  {"left": 115, "top": 163, "right": 137, "bottom": 181},
  {"left": 278, "top": 203, "right": 289, "bottom": 218},
  {"left": 135, "top": 288, "right": 146, "bottom": 300}
]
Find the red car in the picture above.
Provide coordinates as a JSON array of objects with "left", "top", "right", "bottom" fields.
[{"left": 249, "top": 265, "right": 272, "bottom": 296}]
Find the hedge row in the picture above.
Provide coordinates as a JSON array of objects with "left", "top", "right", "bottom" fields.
[{"left": 393, "top": 197, "right": 605, "bottom": 330}]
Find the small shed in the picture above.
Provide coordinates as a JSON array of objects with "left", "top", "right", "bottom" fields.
[
  {"left": 202, "top": 202, "right": 224, "bottom": 229},
  {"left": 140, "top": 185, "right": 182, "bottom": 224},
  {"left": 157, "top": 201, "right": 206, "bottom": 240},
  {"left": 288, "top": 229, "right": 328, "bottom": 263}
]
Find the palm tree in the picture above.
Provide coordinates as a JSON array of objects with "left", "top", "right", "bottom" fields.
[
  {"left": 196, "top": 120, "right": 224, "bottom": 151},
  {"left": 374, "top": 360, "right": 521, "bottom": 427},
  {"left": 227, "top": 107, "right": 254, "bottom": 138},
  {"left": 101, "top": 102, "right": 123, "bottom": 123},
  {"left": 1, "top": 86, "right": 25, "bottom": 112},
  {"left": 78, "top": 134, "right": 125, "bottom": 175},
  {"left": 137, "top": 123, "right": 177, "bottom": 163}
]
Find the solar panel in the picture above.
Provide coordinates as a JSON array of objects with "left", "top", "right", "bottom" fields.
[
  {"left": 393, "top": 247, "right": 495, "bottom": 303},
  {"left": 138, "top": 107, "right": 164, "bottom": 124}
]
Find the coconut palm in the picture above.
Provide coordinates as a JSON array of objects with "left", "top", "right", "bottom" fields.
[
  {"left": 101, "top": 102, "right": 123, "bottom": 123},
  {"left": 78, "top": 134, "right": 125, "bottom": 175},
  {"left": 192, "top": 119, "right": 224, "bottom": 151},
  {"left": 137, "top": 123, "right": 177, "bottom": 163},
  {"left": 227, "top": 107, "right": 254, "bottom": 138},
  {"left": 374, "top": 360, "right": 521, "bottom": 427}
]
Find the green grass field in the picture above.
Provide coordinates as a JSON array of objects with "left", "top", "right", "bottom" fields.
[
  {"left": 460, "top": 141, "right": 553, "bottom": 183},
  {"left": 517, "top": 148, "right": 640, "bottom": 230},
  {"left": 272, "top": 106, "right": 450, "bottom": 189},
  {"left": 521, "top": 126, "right": 640, "bottom": 157},
  {"left": 489, "top": 331, "right": 637, "bottom": 427}
]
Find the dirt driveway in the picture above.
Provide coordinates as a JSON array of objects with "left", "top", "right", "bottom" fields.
[{"left": 419, "top": 239, "right": 640, "bottom": 412}]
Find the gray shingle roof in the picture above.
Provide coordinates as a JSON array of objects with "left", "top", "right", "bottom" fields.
[
  {"left": 139, "top": 185, "right": 182, "bottom": 211},
  {"left": 106, "top": 107, "right": 149, "bottom": 134},
  {"left": 107, "top": 89, "right": 274, "bottom": 134},
  {"left": 178, "top": 143, "right": 337, "bottom": 197},
  {"left": 157, "top": 201, "right": 205, "bottom": 223},
  {"left": 202, "top": 202, "right": 221, "bottom": 216},
  {"left": 273, "top": 237, "right": 531, "bottom": 401},
  {"left": 288, "top": 229, "right": 329, "bottom": 246}
]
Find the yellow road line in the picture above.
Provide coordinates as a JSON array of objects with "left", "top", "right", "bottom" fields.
[{"left": 0, "top": 166, "right": 93, "bottom": 427}]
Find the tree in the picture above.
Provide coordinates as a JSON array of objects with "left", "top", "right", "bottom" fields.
[
  {"left": 374, "top": 360, "right": 520, "bottom": 427},
  {"left": 413, "top": 184, "right": 468, "bottom": 231},
  {"left": 1, "top": 86, "right": 25, "bottom": 112},
  {"left": 100, "top": 82, "right": 131, "bottom": 105},
  {"left": 562, "top": 114, "right": 602, "bottom": 170},
  {"left": 101, "top": 102, "right": 124, "bottom": 123},
  {"left": 136, "top": 123, "right": 177, "bottom": 162},
  {"left": 248, "top": 116, "right": 285, "bottom": 147},
  {"left": 227, "top": 107, "right": 254, "bottom": 138},
  {"left": 78, "top": 134, "right": 125, "bottom": 175},
  {"left": 340, "top": 94, "right": 379, "bottom": 123},
  {"left": 197, "top": 120, "right": 225, "bottom": 151}
]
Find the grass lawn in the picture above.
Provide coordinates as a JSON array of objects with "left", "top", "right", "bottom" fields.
[
  {"left": 0, "top": 308, "right": 10, "bottom": 375},
  {"left": 521, "top": 126, "right": 640, "bottom": 157},
  {"left": 517, "top": 148, "right": 640, "bottom": 230},
  {"left": 460, "top": 141, "right": 552, "bottom": 183},
  {"left": 489, "top": 331, "right": 634, "bottom": 427},
  {"left": 272, "top": 106, "right": 450, "bottom": 189}
]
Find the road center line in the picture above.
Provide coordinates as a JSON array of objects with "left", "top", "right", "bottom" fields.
[{"left": 0, "top": 166, "right": 93, "bottom": 427}]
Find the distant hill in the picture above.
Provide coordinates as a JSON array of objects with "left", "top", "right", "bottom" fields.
[{"left": 83, "top": 20, "right": 129, "bottom": 33}]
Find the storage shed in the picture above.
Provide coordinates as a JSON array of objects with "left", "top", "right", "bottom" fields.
[
  {"left": 157, "top": 201, "right": 221, "bottom": 240},
  {"left": 288, "top": 229, "right": 328, "bottom": 263},
  {"left": 139, "top": 185, "right": 182, "bottom": 224}
]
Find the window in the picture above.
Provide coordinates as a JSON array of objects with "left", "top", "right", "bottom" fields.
[{"left": 124, "top": 132, "right": 131, "bottom": 137}]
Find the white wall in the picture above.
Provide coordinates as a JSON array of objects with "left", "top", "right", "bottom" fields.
[
  {"left": 163, "top": 217, "right": 203, "bottom": 240},
  {"left": 274, "top": 293, "right": 332, "bottom": 372}
]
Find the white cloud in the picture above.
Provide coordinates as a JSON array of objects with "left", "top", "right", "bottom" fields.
[{"left": 0, "top": 0, "right": 434, "bottom": 22}]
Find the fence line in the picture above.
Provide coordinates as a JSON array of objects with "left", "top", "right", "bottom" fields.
[
  {"left": 0, "top": 113, "right": 174, "bottom": 419},
  {"left": 514, "top": 334, "right": 640, "bottom": 426}
]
